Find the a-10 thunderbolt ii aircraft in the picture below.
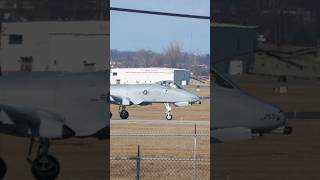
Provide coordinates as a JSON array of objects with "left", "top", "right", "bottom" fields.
[
  {"left": 110, "top": 80, "right": 201, "bottom": 120},
  {"left": 0, "top": 71, "right": 108, "bottom": 180},
  {"left": 211, "top": 68, "right": 293, "bottom": 143}
]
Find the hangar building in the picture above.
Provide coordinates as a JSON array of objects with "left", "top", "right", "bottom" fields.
[
  {"left": 110, "top": 68, "right": 190, "bottom": 85},
  {"left": 211, "top": 23, "right": 258, "bottom": 74},
  {"left": 0, "top": 21, "right": 108, "bottom": 72}
]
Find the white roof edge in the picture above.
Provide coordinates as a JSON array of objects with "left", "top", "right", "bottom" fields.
[
  {"left": 211, "top": 23, "right": 258, "bottom": 29},
  {"left": 111, "top": 67, "right": 188, "bottom": 71},
  {"left": 2, "top": 20, "right": 107, "bottom": 24}
]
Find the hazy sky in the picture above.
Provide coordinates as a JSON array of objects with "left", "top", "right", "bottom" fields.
[{"left": 110, "top": 0, "right": 210, "bottom": 54}]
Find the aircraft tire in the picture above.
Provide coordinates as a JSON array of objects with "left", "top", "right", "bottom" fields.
[
  {"left": 120, "top": 110, "right": 129, "bottom": 119},
  {"left": 0, "top": 158, "right": 6, "bottom": 180},
  {"left": 166, "top": 114, "right": 173, "bottom": 120},
  {"left": 284, "top": 126, "right": 293, "bottom": 134},
  {"left": 31, "top": 155, "right": 60, "bottom": 180}
]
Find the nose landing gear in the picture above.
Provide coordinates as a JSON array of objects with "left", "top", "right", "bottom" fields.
[
  {"left": 284, "top": 126, "right": 293, "bottom": 135},
  {"left": 164, "top": 103, "right": 173, "bottom": 120}
]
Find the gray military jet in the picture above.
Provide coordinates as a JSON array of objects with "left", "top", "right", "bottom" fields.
[
  {"left": 0, "top": 71, "right": 108, "bottom": 180},
  {"left": 211, "top": 68, "right": 292, "bottom": 143},
  {"left": 110, "top": 80, "right": 201, "bottom": 120}
]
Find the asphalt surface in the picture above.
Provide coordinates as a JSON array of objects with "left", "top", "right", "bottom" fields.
[
  {"left": 110, "top": 119, "right": 210, "bottom": 125},
  {"left": 286, "top": 112, "right": 320, "bottom": 119}
]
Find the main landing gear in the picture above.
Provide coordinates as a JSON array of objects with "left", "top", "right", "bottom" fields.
[
  {"left": 28, "top": 138, "right": 60, "bottom": 180},
  {"left": 0, "top": 158, "right": 6, "bottom": 180},
  {"left": 112, "top": 104, "right": 173, "bottom": 120},
  {"left": 119, "top": 105, "right": 129, "bottom": 119},
  {"left": 0, "top": 138, "right": 60, "bottom": 180},
  {"left": 164, "top": 103, "right": 173, "bottom": 120},
  {"left": 110, "top": 106, "right": 129, "bottom": 120}
]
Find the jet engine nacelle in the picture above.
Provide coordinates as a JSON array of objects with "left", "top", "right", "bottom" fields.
[
  {"left": 212, "top": 127, "right": 252, "bottom": 143},
  {"left": 174, "top": 102, "right": 189, "bottom": 107}
]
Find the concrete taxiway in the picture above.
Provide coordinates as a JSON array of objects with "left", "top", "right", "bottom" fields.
[{"left": 110, "top": 119, "right": 209, "bottom": 125}]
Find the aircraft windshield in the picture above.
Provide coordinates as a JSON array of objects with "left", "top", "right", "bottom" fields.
[
  {"left": 157, "top": 80, "right": 183, "bottom": 89},
  {"left": 211, "top": 68, "right": 239, "bottom": 89}
]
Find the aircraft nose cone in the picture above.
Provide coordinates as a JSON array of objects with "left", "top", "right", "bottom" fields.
[
  {"left": 278, "top": 110, "right": 287, "bottom": 125},
  {"left": 190, "top": 95, "right": 200, "bottom": 104},
  {"left": 62, "top": 125, "right": 76, "bottom": 138}
]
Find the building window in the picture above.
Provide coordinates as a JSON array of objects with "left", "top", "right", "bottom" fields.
[
  {"left": 9, "top": 34, "right": 23, "bottom": 44},
  {"left": 113, "top": 72, "right": 117, "bottom": 76}
]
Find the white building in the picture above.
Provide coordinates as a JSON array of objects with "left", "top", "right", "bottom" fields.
[
  {"left": 110, "top": 68, "right": 191, "bottom": 85},
  {"left": 0, "top": 21, "right": 109, "bottom": 72}
]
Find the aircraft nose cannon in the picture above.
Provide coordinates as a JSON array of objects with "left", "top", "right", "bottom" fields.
[
  {"left": 189, "top": 95, "right": 201, "bottom": 105},
  {"left": 269, "top": 109, "right": 293, "bottom": 135}
]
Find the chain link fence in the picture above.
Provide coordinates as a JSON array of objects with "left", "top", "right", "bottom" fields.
[
  {"left": 111, "top": 154, "right": 210, "bottom": 180},
  {"left": 111, "top": 124, "right": 210, "bottom": 180}
]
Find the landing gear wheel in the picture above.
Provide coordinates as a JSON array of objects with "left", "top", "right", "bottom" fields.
[
  {"left": 0, "top": 158, "right": 7, "bottom": 180},
  {"left": 110, "top": 112, "right": 112, "bottom": 119},
  {"left": 166, "top": 114, "right": 173, "bottom": 120},
  {"left": 284, "top": 126, "right": 293, "bottom": 135},
  {"left": 120, "top": 110, "right": 129, "bottom": 119},
  {"left": 31, "top": 155, "right": 60, "bottom": 180}
]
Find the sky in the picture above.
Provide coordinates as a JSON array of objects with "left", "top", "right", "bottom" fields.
[{"left": 110, "top": 0, "right": 210, "bottom": 54}]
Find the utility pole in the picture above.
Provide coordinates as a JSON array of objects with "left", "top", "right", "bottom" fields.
[{"left": 97, "top": 0, "right": 104, "bottom": 20}]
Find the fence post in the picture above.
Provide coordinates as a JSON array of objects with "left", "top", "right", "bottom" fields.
[
  {"left": 136, "top": 144, "right": 141, "bottom": 180},
  {"left": 193, "top": 124, "right": 197, "bottom": 180}
]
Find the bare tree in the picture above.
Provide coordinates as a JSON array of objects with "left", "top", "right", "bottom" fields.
[{"left": 164, "top": 42, "right": 183, "bottom": 68}]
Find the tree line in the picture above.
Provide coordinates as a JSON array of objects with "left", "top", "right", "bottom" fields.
[{"left": 111, "top": 42, "right": 210, "bottom": 76}]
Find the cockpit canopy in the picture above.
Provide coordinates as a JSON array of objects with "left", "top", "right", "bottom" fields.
[
  {"left": 156, "top": 80, "right": 183, "bottom": 89},
  {"left": 211, "top": 68, "right": 239, "bottom": 89}
]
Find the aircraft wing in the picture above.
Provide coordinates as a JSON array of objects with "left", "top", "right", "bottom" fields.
[
  {"left": 0, "top": 104, "right": 75, "bottom": 139},
  {"left": 0, "top": 72, "right": 108, "bottom": 139},
  {"left": 211, "top": 127, "right": 252, "bottom": 143},
  {"left": 110, "top": 94, "right": 144, "bottom": 105}
]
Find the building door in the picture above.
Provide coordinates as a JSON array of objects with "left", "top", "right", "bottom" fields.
[{"left": 19, "top": 56, "right": 33, "bottom": 72}]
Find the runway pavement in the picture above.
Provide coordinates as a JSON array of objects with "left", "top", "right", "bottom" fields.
[{"left": 110, "top": 119, "right": 209, "bottom": 125}]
